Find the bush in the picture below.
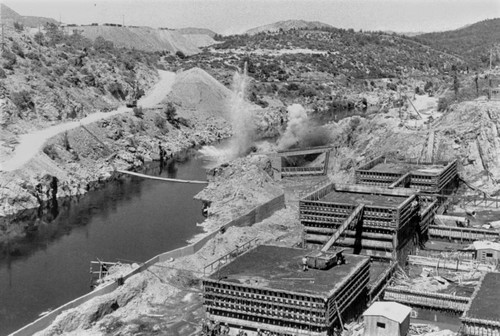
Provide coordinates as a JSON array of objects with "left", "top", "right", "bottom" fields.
[
  {"left": 2, "top": 50, "right": 17, "bottom": 69},
  {"left": 164, "top": 102, "right": 177, "bottom": 121},
  {"left": 34, "top": 32, "right": 45, "bottom": 45},
  {"left": 13, "top": 22, "right": 24, "bottom": 32},
  {"left": 175, "top": 50, "right": 186, "bottom": 59},
  {"left": 154, "top": 114, "right": 167, "bottom": 131},
  {"left": 437, "top": 97, "right": 449, "bottom": 111},
  {"left": 108, "top": 82, "right": 125, "bottom": 99},
  {"left": 0, "top": 68, "right": 6, "bottom": 79},
  {"left": 10, "top": 90, "right": 34, "bottom": 111},
  {"left": 12, "top": 42, "right": 24, "bottom": 58},
  {"left": 43, "top": 144, "right": 59, "bottom": 160}
]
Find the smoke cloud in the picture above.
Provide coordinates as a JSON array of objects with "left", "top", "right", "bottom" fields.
[{"left": 277, "top": 104, "right": 331, "bottom": 150}]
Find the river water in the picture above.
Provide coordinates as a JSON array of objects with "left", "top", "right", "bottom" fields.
[{"left": 0, "top": 149, "right": 208, "bottom": 335}]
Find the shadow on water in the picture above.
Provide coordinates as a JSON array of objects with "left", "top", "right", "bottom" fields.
[{"left": 0, "top": 147, "right": 209, "bottom": 335}]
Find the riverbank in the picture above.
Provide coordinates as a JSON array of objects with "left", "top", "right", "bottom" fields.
[{"left": 27, "top": 152, "right": 304, "bottom": 336}]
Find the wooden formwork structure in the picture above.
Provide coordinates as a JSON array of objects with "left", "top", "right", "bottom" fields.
[
  {"left": 429, "top": 225, "right": 500, "bottom": 242},
  {"left": 300, "top": 183, "right": 420, "bottom": 263},
  {"left": 355, "top": 156, "right": 458, "bottom": 194},
  {"left": 270, "top": 146, "right": 333, "bottom": 180},
  {"left": 202, "top": 245, "right": 370, "bottom": 336},
  {"left": 461, "top": 272, "right": 500, "bottom": 336},
  {"left": 383, "top": 287, "right": 469, "bottom": 312}
]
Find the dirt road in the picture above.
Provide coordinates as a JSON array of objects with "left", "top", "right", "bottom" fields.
[{"left": 0, "top": 70, "right": 175, "bottom": 172}]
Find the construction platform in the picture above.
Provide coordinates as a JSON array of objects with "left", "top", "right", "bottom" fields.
[
  {"left": 202, "top": 245, "right": 370, "bottom": 336},
  {"left": 461, "top": 272, "right": 500, "bottom": 336},
  {"left": 300, "top": 183, "right": 420, "bottom": 263},
  {"left": 270, "top": 145, "right": 332, "bottom": 180},
  {"left": 355, "top": 156, "right": 458, "bottom": 193}
]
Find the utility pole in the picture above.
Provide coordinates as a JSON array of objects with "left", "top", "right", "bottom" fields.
[
  {"left": 1, "top": 23, "right": 4, "bottom": 52},
  {"left": 122, "top": 15, "right": 125, "bottom": 27}
]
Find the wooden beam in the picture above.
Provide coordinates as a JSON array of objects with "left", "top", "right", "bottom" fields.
[{"left": 322, "top": 204, "right": 364, "bottom": 252}]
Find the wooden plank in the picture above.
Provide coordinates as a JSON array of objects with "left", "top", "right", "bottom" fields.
[{"left": 322, "top": 204, "right": 364, "bottom": 252}]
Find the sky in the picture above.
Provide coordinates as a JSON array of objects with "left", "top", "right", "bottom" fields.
[{"left": 4, "top": 0, "right": 500, "bottom": 35}]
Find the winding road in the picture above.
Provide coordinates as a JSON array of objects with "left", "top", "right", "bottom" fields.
[{"left": 0, "top": 70, "right": 176, "bottom": 172}]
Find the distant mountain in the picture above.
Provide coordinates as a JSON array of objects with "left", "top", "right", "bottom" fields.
[
  {"left": 1, "top": 4, "right": 58, "bottom": 28},
  {"left": 417, "top": 18, "right": 500, "bottom": 66},
  {"left": 176, "top": 27, "right": 217, "bottom": 38},
  {"left": 244, "top": 19, "right": 333, "bottom": 35}
]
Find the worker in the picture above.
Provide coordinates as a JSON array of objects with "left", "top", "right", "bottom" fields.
[{"left": 302, "top": 256, "right": 308, "bottom": 272}]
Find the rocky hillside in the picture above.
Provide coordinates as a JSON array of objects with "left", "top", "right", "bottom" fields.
[
  {"left": 417, "top": 18, "right": 500, "bottom": 67},
  {"left": 0, "top": 23, "right": 160, "bottom": 134},
  {"left": 214, "top": 28, "right": 463, "bottom": 79},
  {"left": 244, "top": 19, "right": 333, "bottom": 35}
]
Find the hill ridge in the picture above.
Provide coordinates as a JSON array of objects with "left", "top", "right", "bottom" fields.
[{"left": 244, "top": 19, "right": 333, "bottom": 35}]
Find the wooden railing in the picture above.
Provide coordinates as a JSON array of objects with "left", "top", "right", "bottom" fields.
[{"left": 203, "top": 238, "right": 258, "bottom": 276}]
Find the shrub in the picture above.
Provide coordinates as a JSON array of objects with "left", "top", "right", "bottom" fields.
[
  {"left": 437, "top": 97, "right": 449, "bottom": 111},
  {"left": 2, "top": 50, "right": 17, "bottom": 69},
  {"left": 164, "top": 102, "right": 177, "bottom": 121},
  {"left": 175, "top": 50, "right": 186, "bottom": 59},
  {"left": 34, "top": 32, "right": 45, "bottom": 45},
  {"left": 0, "top": 68, "right": 6, "bottom": 79},
  {"left": 43, "top": 144, "right": 59, "bottom": 160},
  {"left": 10, "top": 90, "right": 34, "bottom": 111},
  {"left": 12, "top": 42, "right": 24, "bottom": 58},
  {"left": 13, "top": 22, "right": 24, "bottom": 32},
  {"left": 108, "top": 82, "right": 125, "bottom": 99},
  {"left": 154, "top": 114, "right": 167, "bottom": 132}
]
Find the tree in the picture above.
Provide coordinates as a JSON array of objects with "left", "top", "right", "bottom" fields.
[
  {"left": 44, "top": 23, "right": 65, "bottom": 45},
  {"left": 34, "top": 32, "right": 45, "bottom": 45}
]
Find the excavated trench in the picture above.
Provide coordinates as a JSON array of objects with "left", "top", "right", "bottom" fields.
[{"left": 0, "top": 147, "right": 211, "bottom": 335}]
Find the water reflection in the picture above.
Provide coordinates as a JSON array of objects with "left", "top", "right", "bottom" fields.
[{"left": 0, "top": 148, "right": 208, "bottom": 335}]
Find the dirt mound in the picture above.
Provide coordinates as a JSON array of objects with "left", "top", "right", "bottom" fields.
[
  {"left": 181, "top": 34, "right": 217, "bottom": 48},
  {"left": 73, "top": 26, "right": 200, "bottom": 55},
  {"left": 176, "top": 27, "right": 217, "bottom": 38},
  {"left": 166, "top": 67, "right": 232, "bottom": 119}
]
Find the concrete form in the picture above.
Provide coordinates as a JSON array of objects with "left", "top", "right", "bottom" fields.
[
  {"left": 355, "top": 156, "right": 458, "bottom": 194},
  {"left": 461, "top": 272, "right": 500, "bottom": 336},
  {"left": 202, "top": 245, "right": 370, "bottom": 336},
  {"left": 270, "top": 146, "right": 332, "bottom": 180},
  {"left": 300, "top": 183, "right": 420, "bottom": 263}
]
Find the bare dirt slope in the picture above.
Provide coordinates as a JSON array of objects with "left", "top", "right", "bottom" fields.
[{"left": 73, "top": 26, "right": 200, "bottom": 55}]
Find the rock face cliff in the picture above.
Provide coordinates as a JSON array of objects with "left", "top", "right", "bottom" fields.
[{"left": 434, "top": 100, "right": 500, "bottom": 194}]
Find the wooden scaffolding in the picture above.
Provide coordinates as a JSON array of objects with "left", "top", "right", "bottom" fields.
[
  {"left": 300, "top": 183, "right": 420, "bottom": 263},
  {"left": 355, "top": 156, "right": 458, "bottom": 194},
  {"left": 202, "top": 245, "right": 370, "bottom": 336},
  {"left": 270, "top": 145, "right": 333, "bottom": 180}
]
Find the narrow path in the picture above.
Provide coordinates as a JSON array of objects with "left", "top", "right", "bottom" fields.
[{"left": 0, "top": 70, "right": 176, "bottom": 172}]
